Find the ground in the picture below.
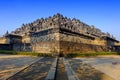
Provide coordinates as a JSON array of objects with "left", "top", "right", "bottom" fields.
[
  {"left": 74, "top": 55, "right": 120, "bottom": 80},
  {"left": 0, "top": 54, "right": 120, "bottom": 80},
  {"left": 0, "top": 54, "right": 40, "bottom": 80}
]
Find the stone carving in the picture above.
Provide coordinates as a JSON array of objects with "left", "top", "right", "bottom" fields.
[{"left": 0, "top": 13, "right": 118, "bottom": 53}]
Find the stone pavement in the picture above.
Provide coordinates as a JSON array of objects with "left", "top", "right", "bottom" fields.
[
  {"left": 0, "top": 54, "right": 41, "bottom": 80},
  {"left": 7, "top": 57, "right": 55, "bottom": 80},
  {"left": 67, "top": 58, "right": 114, "bottom": 80},
  {"left": 75, "top": 55, "right": 120, "bottom": 80},
  {"left": 1, "top": 54, "right": 120, "bottom": 80},
  {"left": 55, "top": 58, "right": 68, "bottom": 80}
]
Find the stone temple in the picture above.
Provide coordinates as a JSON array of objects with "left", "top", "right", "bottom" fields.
[{"left": 0, "top": 13, "right": 119, "bottom": 54}]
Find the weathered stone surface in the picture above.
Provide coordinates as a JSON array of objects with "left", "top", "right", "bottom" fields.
[
  {"left": 0, "top": 13, "right": 119, "bottom": 53},
  {"left": 60, "top": 41, "right": 107, "bottom": 54}
]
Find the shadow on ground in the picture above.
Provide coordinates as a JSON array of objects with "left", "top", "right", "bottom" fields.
[{"left": 67, "top": 59, "right": 114, "bottom": 80}]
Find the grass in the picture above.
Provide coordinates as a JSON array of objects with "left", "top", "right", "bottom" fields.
[
  {"left": 0, "top": 50, "right": 53, "bottom": 57},
  {"left": 66, "top": 52, "right": 120, "bottom": 58},
  {"left": 0, "top": 50, "right": 17, "bottom": 55},
  {"left": 0, "top": 50, "right": 120, "bottom": 57}
]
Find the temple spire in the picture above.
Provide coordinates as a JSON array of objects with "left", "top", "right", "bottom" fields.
[{"left": 5, "top": 30, "right": 9, "bottom": 36}]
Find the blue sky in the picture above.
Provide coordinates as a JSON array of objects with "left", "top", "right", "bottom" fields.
[{"left": 0, "top": 0, "right": 120, "bottom": 40}]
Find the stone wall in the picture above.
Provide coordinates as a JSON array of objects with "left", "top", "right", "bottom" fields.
[
  {"left": 31, "top": 41, "right": 59, "bottom": 53},
  {"left": 60, "top": 41, "right": 107, "bottom": 54},
  {"left": 59, "top": 28, "right": 106, "bottom": 45},
  {"left": 59, "top": 28, "right": 107, "bottom": 54},
  {"left": 30, "top": 28, "right": 107, "bottom": 54},
  {"left": 0, "top": 44, "right": 12, "bottom": 50},
  {"left": 13, "top": 43, "right": 32, "bottom": 51},
  {"left": 0, "top": 37, "right": 7, "bottom": 44},
  {"left": 0, "top": 43, "right": 31, "bottom": 52},
  {"left": 22, "top": 35, "right": 31, "bottom": 43},
  {"left": 30, "top": 28, "right": 60, "bottom": 53}
]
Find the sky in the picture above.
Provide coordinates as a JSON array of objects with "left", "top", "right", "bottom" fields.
[{"left": 0, "top": 0, "right": 120, "bottom": 40}]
